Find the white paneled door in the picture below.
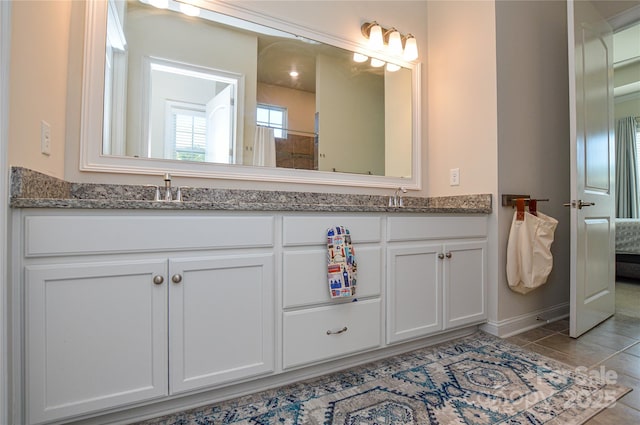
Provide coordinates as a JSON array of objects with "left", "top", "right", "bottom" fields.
[
  {"left": 168, "top": 254, "right": 275, "bottom": 394},
  {"left": 567, "top": 0, "right": 616, "bottom": 338}
]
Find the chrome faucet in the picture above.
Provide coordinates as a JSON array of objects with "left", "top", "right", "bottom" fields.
[
  {"left": 163, "top": 173, "right": 172, "bottom": 201},
  {"left": 389, "top": 187, "right": 407, "bottom": 207}
]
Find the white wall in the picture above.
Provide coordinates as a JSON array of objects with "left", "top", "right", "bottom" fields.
[
  {"left": 493, "top": 0, "right": 571, "bottom": 333},
  {"left": 615, "top": 96, "right": 640, "bottom": 121},
  {"left": 8, "top": 0, "right": 71, "bottom": 179},
  {"left": 257, "top": 82, "right": 316, "bottom": 134},
  {"left": 426, "top": 1, "right": 498, "bottom": 197},
  {"left": 316, "top": 53, "right": 384, "bottom": 175},
  {"left": 385, "top": 67, "right": 412, "bottom": 178}
]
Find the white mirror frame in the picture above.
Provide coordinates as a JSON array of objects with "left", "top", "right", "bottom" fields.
[{"left": 80, "top": 0, "right": 422, "bottom": 189}]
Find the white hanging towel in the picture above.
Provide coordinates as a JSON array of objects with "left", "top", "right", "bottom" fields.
[{"left": 506, "top": 209, "right": 558, "bottom": 294}]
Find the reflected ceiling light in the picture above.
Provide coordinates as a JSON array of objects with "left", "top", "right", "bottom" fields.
[
  {"left": 403, "top": 34, "right": 419, "bottom": 61},
  {"left": 370, "top": 58, "right": 385, "bottom": 68},
  {"left": 179, "top": 3, "right": 200, "bottom": 16},
  {"left": 386, "top": 63, "right": 401, "bottom": 72},
  {"left": 387, "top": 29, "right": 403, "bottom": 56},
  {"left": 289, "top": 70, "right": 299, "bottom": 77},
  {"left": 148, "top": 0, "right": 169, "bottom": 8},
  {"left": 353, "top": 52, "right": 369, "bottom": 63}
]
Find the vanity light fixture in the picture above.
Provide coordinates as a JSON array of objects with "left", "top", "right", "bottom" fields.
[
  {"left": 289, "top": 70, "right": 299, "bottom": 77},
  {"left": 365, "top": 22, "right": 384, "bottom": 49},
  {"left": 387, "top": 29, "right": 403, "bottom": 56},
  {"left": 360, "top": 21, "right": 419, "bottom": 62},
  {"left": 403, "top": 34, "right": 419, "bottom": 61}
]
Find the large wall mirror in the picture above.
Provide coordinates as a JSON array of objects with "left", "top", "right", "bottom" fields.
[{"left": 80, "top": 0, "right": 421, "bottom": 188}]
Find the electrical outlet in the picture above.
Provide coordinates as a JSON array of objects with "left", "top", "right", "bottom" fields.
[
  {"left": 450, "top": 168, "right": 460, "bottom": 186},
  {"left": 41, "top": 120, "right": 51, "bottom": 156}
]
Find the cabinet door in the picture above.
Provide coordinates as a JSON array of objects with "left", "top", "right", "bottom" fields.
[
  {"left": 169, "top": 254, "right": 275, "bottom": 394},
  {"left": 443, "top": 240, "right": 487, "bottom": 329},
  {"left": 386, "top": 244, "right": 442, "bottom": 344},
  {"left": 25, "top": 260, "right": 168, "bottom": 425}
]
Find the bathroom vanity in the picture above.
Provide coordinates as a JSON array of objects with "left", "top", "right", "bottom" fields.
[{"left": 9, "top": 168, "right": 491, "bottom": 425}]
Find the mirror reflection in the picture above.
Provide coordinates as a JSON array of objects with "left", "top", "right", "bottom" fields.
[{"left": 103, "top": 0, "right": 413, "bottom": 178}]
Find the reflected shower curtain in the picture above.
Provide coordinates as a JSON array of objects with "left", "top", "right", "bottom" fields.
[
  {"left": 253, "top": 126, "right": 276, "bottom": 167},
  {"left": 615, "top": 117, "right": 639, "bottom": 218}
]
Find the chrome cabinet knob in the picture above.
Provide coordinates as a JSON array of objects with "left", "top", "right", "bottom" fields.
[
  {"left": 438, "top": 253, "right": 445, "bottom": 260},
  {"left": 153, "top": 275, "right": 164, "bottom": 285},
  {"left": 171, "top": 274, "right": 182, "bottom": 284},
  {"left": 445, "top": 252, "right": 452, "bottom": 259}
]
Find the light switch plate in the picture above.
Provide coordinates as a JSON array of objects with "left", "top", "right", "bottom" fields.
[
  {"left": 450, "top": 168, "right": 460, "bottom": 186},
  {"left": 41, "top": 120, "right": 51, "bottom": 156}
]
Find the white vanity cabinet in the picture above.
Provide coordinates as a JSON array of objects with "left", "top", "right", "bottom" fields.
[
  {"left": 18, "top": 211, "right": 275, "bottom": 424},
  {"left": 386, "top": 216, "right": 488, "bottom": 344},
  {"left": 281, "top": 215, "right": 384, "bottom": 369},
  {"left": 168, "top": 254, "right": 274, "bottom": 394},
  {"left": 12, "top": 208, "right": 489, "bottom": 425},
  {"left": 25, "top": 259, "right": 169, "bottom": 425}
]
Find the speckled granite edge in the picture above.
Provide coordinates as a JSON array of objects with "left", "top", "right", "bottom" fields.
[
  {"left": 10, "top": 167, "right": 71, "bottom": 200},
  {"left": 9, "top": 167, "right": 492, "bottom": 214}
]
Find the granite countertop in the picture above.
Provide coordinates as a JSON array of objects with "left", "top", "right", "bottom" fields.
[{"left": 9, "top": 167, "right": 492, "bottom": 214}]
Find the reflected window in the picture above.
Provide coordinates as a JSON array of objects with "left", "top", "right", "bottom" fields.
[
  {"left": 166, "top": 102, "right": 206, "bottom": 161},
  {"left": 145, "top": 58, "right": 239, "bottom": 164},
  {"left": 257, "top": 104, "right": 287, "bottom": 138}
]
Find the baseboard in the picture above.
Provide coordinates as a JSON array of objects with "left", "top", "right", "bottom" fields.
[{"left": 480, "top": 302, "right": 569, "bottom": 338}]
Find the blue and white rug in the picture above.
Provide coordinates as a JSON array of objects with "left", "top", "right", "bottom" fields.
[{"left": 138, "top": 331, "right": 630, "bottom": 425}]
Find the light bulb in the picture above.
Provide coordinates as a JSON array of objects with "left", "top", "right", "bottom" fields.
[
  {"left": 179, "top": 3, "right": 200, "bottom": 16},
  {"left": 403, "top": 35, "right": 418, "bottom": 61},
  {"left": 371, "top": 58, "right": 385, "bottom": 68},
  {"left": 388, "top": 30, "right": 403, "bottom": 56},
  {"left": 386, "top": 63, "right": 400, "bottom": 72},
  {"left": 289, "top": 70, "right": 299, "bottom": 77},
  {"left": 368, "top": 23, "right": 384, "bottom": 50},
  {"left": 353, "top": 52, "right": 369, "bottom": 63}
]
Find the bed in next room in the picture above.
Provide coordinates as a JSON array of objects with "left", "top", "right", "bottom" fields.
[{"left": 615, "top": 218, "right": 640, "bottom": 280}]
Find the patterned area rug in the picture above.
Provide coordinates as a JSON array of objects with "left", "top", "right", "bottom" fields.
[{"left": 138, "top": 331, "right": 630, "bottom": 425}]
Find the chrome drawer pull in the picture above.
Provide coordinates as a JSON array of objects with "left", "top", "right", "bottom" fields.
[{"left": 326, "top": 326, "right": 348, "bottom": 335}]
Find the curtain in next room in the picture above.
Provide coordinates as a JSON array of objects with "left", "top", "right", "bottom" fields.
[{"left": 615, "top": 116, "right": 639, "bottom": 218}]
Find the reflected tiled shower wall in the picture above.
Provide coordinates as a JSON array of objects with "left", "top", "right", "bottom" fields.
[{"left": 275, "top": 133, "right": 318, "bottom": 170}]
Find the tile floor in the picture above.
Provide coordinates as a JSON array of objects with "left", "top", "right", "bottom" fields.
[{"left": 506, "top": 309, "right": 640, "bottom": 423}]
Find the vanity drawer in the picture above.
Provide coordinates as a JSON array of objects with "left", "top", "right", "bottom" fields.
[
  {"left": 24, "top": 214, "right": 274, "bottom": 257},
  {"left": 283, "top": 246, "right": 382, "bottom": 308},
  {"left": 282, "top": 298, "right": 381, "bottom": 369},
  {"left": 282, "top": 216, "right": 382, "bottom": 246},
  {"left": 387, "top": 216, "right": 487, "bottom": 241}
]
